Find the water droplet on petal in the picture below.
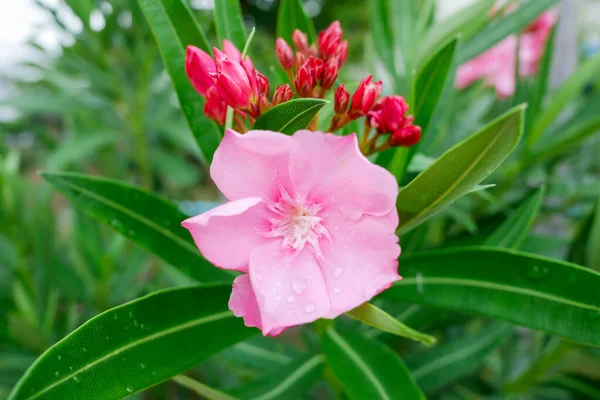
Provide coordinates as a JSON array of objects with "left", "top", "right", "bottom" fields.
[
  {"left": 304, "top": 303, "right": 316, "bottom": 314},
  {"left": 287, "top": 295, "right": 296, "bottom": 303},
  {"left": 334, "top": 267, "right": 344, "bottom": 278},
  {"left": 275, "top": 295, "right": 282, "bottom": 301},
  {"left": 333, "top": 287, "right": 343, "bottom": 295},
  {"left": 292, "top": 279, "right": 307, "bottom": 295}
]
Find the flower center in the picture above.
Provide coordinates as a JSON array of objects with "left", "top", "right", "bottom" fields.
[{"left": 263, "top": 182, "right": 330, "bottom": 255}]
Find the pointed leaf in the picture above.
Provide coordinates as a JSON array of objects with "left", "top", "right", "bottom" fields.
[
  {"left": 371, "top": 0, "right": 395, "bottom": 76},
  {"left": 323, "top": 328, "right": 425, "bottom": 400},
  {"left": 42, "top": 172, "right": 231, "bottom": 283},
  {"left": 276, "top": 0, "right": 316, "bottom": 44},
  {"left": 214, "top": 0, "right": 247, "bottom": 50},
  {"left": 346, "top": 303, "right": 435, "bottom": 346},
  {"left": 8, "top": 285, "right": 255, "bottom": 400},
  {"left": 588, "top": 200, "right": 600, "bottom": 272},
  {"left": 381, "top": 247, "right": 600, "bottom": 346},
  {"left": 406, "top": 322, "right": 513, "bottom": 393},
  {"left": 137, "top": 0, "right": 222, "bottom": 163},
  {"left": 253, "top": 99, "right": 328, "bottom": 134},
  {"left": 396, "top": 106, "right": 524, "bottom": 233},
  {"left": 484, "top": 186, "right": 545, "bottom": 249}
]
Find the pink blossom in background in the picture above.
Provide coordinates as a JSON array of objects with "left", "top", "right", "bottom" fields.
[
  {"left": 456, "top": 11, "right": 557, "bottom": 98},
  {"left": 182, "top": 130, "right": 401, "bottom": 336}
]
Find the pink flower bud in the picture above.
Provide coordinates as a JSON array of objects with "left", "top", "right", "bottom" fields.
[
  {"left": 349, "top": 75, "right": 382, "bottom": 118},
  {"left": 305, "top": 56, "right": 324, "bottom": 81},
  {"left": 334, "top": 40, "right": 348, "bottom": 67},
  {"left": 295, "top": 63, "right": 314, "bottom": 97},
  {"left": 318, "top": 21, "right": 343, "bottom": 58},
  {"left": 222, "top": 39, "right": 242, "bottom": 61},
  {"left": 292, "top": 29, "right": 309, "bottom": 53},
  {"left": 186, "top": 46, "right": 216, "bottom": 96},
  {"left": 320, "top": 57, "right": 339, "bottom": 90},
  {"left": 368, "top": 95, "right": 409, "bottom": 133},
  {"left": 334, "top": 84, "right": 350, "bottom": 114},
  {"left": 390, "top": 125, "right": 422, "bottom": 147},
  {"left": 276, "top": 38, "right": 294, "bottom": 69},
  {"left": 295, "top": 52, "right": 306, "bottom": 69},
  {"left": 257, "top": 73, "right": 270, "bottom": 96},
  {"left": 213, "top": 47, "right": 228, "bottom": 69},
  {"left": 212, "top": 58, "right": 253, "bottom": 109},
  {"left": 204, "top": 87, "right": 227, "bottom": 125},
  {"left": 273, "top": 84, "right": 293, "bottom": 105}
]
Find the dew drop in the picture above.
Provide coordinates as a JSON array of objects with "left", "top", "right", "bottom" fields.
[
  {"left": 334, "top": 267, "right": 344, "bottom": 278},
  {"left": 275, "top": 295, "right": 282, "bottom": 301},
  {"left": 287, "top": 295, "right": 296, "bottom": 303},
  {"left": 57, "top": 355, "right": 62, "bottom": 361},
  {"left": 73, "top": 376, "right": 80, "bottom": 383},
  {"left": 128, "top": 311, "right": 133, "bottom": 318},
  {"left": 113, "top": 314, "right": 119, "bottom": 320},
  {"left": 140, "top": 363, "right": 146, "bottom": 369},
  {"left": 133, "top": 320, "right": 139, "bottom": 328},
  {"left": 140, "top": 324, "right": 145, "bottom": 329},
  {"left": 106, "top": 336, "right": 109, "bottom": 340},
  {"left": 69, "top": 366, "right": 73, "bottom": 372},
  {"left": 304, "top": 303, "right": 316, "bottom": 314},
  {"left": 526, "top": 264, "right": 550, "bottom": 280},
  {"left": 333, "top": 287, "right": 343, "bottom": 295},
  {"left": 54, "top": 371, "right": 60, "bottom": 377},
  {"left": 292, "top": 278, "right": 307, "bottom": 295},
  {"left": 125, "top": 386, "right": 133, "bottom": 393},
  {"left": 82, "top": 347, "right": 87, "bottom": 353}
]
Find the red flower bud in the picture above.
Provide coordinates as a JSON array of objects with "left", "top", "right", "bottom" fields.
[
  {"left": 211, "top": 57, "right": 253, "bottom": 109},
  {"left": 295, "top": 63, "right": 314, "bottom": 97},
  {"left": 273, "top": 84, "right": 293, "bottom": 105},
  {"left": 186, "top": 46, "right": 216, "bottom": 96},
  {"left": 334, "top": 40, "right": 348, "bottom": 67},
  {"left": 257, "top": 73, "right": 270, "bottom": 96},
  {"left": 204, "top": 86, "right": 227, "bottom": 125},
  {"left": 389, "top": 125, "right": 422, "bottom": 147},
  {"left": 321, "top": 57, "right": 339, "bottom": 90},
  {"left": 334, "top": 84, "right": 350, "bottom": 114},
  {"left": 222, "top": 39, "right": 242, "bottom": 61},
  {"left": 292, "top": 29, "right": 309, "bottom": 53},
  {"left": 349, "top": 75, "right": 382, "bottom": 118},
  {"left": 275, "top": 38, "right": 294, "bottom": 69},
  {"left": 367, "top": 95, "right": 409, "bottom": 133},
  {"left": 318, "top": 21, "right": 343, "bottom": 59},
  {"left": 295, "top": 52, "right": 306, "bottom": 69}
]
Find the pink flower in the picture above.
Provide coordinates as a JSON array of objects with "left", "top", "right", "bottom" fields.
[
  {"left": 182, "top": 130, "right": 401, "bottom": 336},
  {"left": 456, "top": 11, "right": 557, "bottom": 98}
]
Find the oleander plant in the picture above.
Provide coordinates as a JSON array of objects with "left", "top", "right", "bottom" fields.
[{"left": 2, "top": 0, "right": 600, "bottom": 399}]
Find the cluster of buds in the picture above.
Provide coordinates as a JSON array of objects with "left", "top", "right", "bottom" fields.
[
  {"left": 186, "top": 40, "right": 293, "bottom": 131},
  {"left": 276, "top": 21, "right": 348, "bottom": 98}
]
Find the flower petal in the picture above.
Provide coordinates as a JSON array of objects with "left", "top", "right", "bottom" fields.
[
  {"left": 288, "top": 130, "right": 398, "bottom": 220},
  {"left": 181, "top": 197, "right": 272, "bottom": 272},
  {"left": 211, "top": 130, "right": 295, "bottom": 201},
  {"left": 229, "top": 274, "right": 263, "bottom": 330},
  {"left": 318, "top": 213, "right": 401, "bottom": 318},
  {"left": 249, "top": 241, "right": 331, "bottom": 335}
]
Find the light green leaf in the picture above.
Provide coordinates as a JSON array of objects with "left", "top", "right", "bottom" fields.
[
  {"left": 528, "top": 53, "right": 600, "bottom": 148},
  {"left": 371, "top": 0, "right": 395, "bottom": 77},
  {"left": 46, "top": 134, "right": 119, "bottom": 171},
  {"left": 484, "top": 186, "right": 545, "bottom": 249},
  {"left": 229, "top": 355, "right": 324, "bottom": 400},
  {"left": 137, "top": 0, "right": 222, "bottom": 163},
  {"left": 8, "top": 285, "right": 255, "bottom": 400},
  {"left": 253, "top": 99, "right": 328, "bottom": 134},
  {"left": 381, "top": 247, "right": 600, "bottom": 346},
  {"left": 214, "top": 0, "right": 247, "bottom": 50},
  {"left": 276, "top": 0, "right": 316, "bottom": 45},
  {"left": 323, "top": 328, "right": 425, "bottom": 400},
  {"left": 406, "top": 322, "right": 513, "bottom": 393},
  {"left": 419, "top": 0, "right": 493, "bottom": 63},
  {"left": 390, "top": 0, "right": 417, "bottom": 92},
  {"left": 346, "top": 302, "right": 436, "bottom": 346},
  {"left": 458, "top": 0, "right": 558, "bottom": 63},
  {"left": 43, "top": 172, "right": 231, "bottom": 283},
  {"left": 396, "top": 105, "right": 524, "bottom": 233},
  {"left": 173, "top": 375, "right": 237, "bottom": 400}
]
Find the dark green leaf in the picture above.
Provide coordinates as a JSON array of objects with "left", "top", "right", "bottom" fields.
[
  {"left": 229, "top": 355, "right": 324, "bottom": 400},
  {"left": 214, "top": 0, "right": 247, "bottom": 50},
  {"left": 43, "top": 172, "right": 231, "bottom": 283},
  {"left": 588, "top": 200, "right": 600, "bottom": 272},
  {"left": 276, "top": 0, "right": 316, "bottom": 45},
  {"left": 396, "top": 106, "right": 524, "bottom": 233},
  {"left": 253, "top": 99, "right": 328, "bottom": 134},
  {"left": 406, "top": 323, "right": 512, "bottom": 393},
  {"left": 323, "top": 329, "right": 425, "bottom": 400},
  {"left": 137, "top": 0, "right": 222, "bottom": 163},
  {"left": 484, "top": 187, "right": 545, "bottom": 249},
  {"left": 381, "top": 247, "right": 600, "bottom": 346},
  {"left": 8, "top": 285, "right": 255, "bottom": 400}
]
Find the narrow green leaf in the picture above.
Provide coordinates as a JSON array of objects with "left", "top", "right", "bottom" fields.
[
  {"left": 323, "top": 328, "right": 425, "bottom": 400},
  {"left": 346, "top": 302, "right": 436, "bottom": 346},
  {"left": 42, "top": 172, "right": 231, "bottom": 283},
  {"left": 396, "top": 106, "right": 524, "bottom": 233},
  {"left": 419, "top": 0, "right": 493, "bottom": 63},
  {"left": 390, "top": 0, "right": 417, "bottom": 92},
  {"left": 406, "top": 323, "right": 513, "bottom": 393},
  {"left": 46, "top": 134, "right": 119, "bottom": 171},
  {"left": 588, "top": 200, "right": 600, "bottom": 272},
  {"left": 371, "top": 0, "right": 395, "bottom": 77},
  {"left": 214, "top": 0, "right": 247, "bottom": 50},
  {"left": 8, "top": 285, "right": 255, "bottom": 400},
  {"left": 137, "top": 0, "right": 222, "bottom": 163},
  {"left": 253, "top": 99, "right": 328, "bottom": 134},
  {"left": 276, "top": 0, "right": 316, "bottom": 45},
  {"left": 229, "top": 355, "right": 324, "bottom": 400},
  {"left": 381, "top": 247, "right": 600, "bottom": 346},
  {"left": 528, "top": 53, "right": 600, "bottom": 147},
  {"left": 484, "top": 186, "right": 545, "bottom": 249},
  {"left": 173, "top": 375, "right": 237, "bottom": 400},
  {"left": 459, "top": 0, "right": 558, "bottom": 63}
]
